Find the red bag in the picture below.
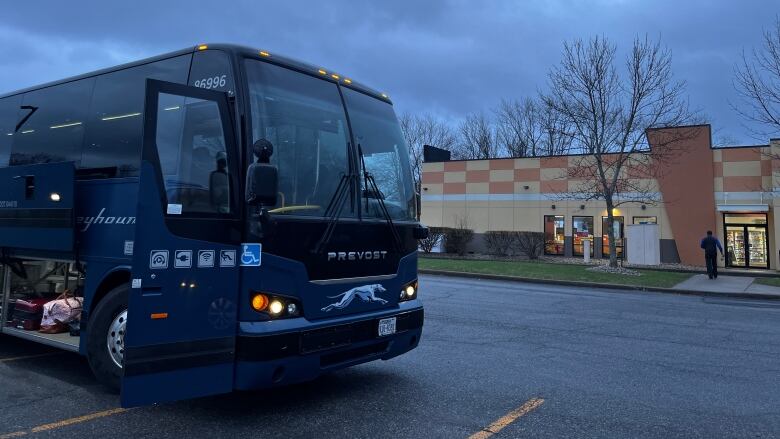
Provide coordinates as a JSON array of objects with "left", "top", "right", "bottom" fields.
[{"left": 9, "top": 298, "right": 49, "bottom": 331}]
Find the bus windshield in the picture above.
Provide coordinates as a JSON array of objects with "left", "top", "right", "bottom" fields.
[
  {"left": 244, "top": 59, "right": 415, "bottom": 220},
  {"left": 342, "top": 88, "right": 416, "bottom": 221},
  {"left": 245, "top": 59, "right": 354, "bottom": 217}
]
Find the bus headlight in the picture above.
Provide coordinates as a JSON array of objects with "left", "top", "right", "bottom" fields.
[
  {"left": 399, "top": 280, "right": 418, "bottom": 302},
  {"left": 251, "top": 293, "right": 301, "bottom": 319},
  {"left": 268, "top": 300, "right": 284, "bottom": 315}
]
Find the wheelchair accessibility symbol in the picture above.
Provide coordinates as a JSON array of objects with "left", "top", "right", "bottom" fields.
[{"left": 240, "top": 243, "right": 262, "bottom": 267}]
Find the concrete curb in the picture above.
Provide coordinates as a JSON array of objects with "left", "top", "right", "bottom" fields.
[{"left": 418, "top": 269, "right": 780, "bottom": 301}]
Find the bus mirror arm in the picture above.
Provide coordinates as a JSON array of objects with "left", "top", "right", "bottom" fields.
[{"left": 250, "top": 206, "right": 276, "bottom": 239}]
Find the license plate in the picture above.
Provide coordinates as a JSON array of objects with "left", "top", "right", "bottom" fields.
[{"left": 378, "top": 317, "right": 397, "bottom": 337}]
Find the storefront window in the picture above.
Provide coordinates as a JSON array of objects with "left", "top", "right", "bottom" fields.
[
  {"left": 633, "top": 216, "right": 657, "bottom": 224},
  {"left": 602, "top": 216, "right": 624, "bottom": 257},
  {"left": 572, "top": 216, "right": 594, "bottom": 256},
  {"left": 544, "top": 215, "right": 565, "bottom": 255}
]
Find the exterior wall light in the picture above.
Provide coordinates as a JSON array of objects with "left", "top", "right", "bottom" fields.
[
  {"left": 641, "top": 204, "right": 647, "bottom": 210},
  {"left": 551, "top": 204, "right": 556, "bottom": 210},
  {"left": 580, "top": 204, "right": 585, "bottom": 210}
]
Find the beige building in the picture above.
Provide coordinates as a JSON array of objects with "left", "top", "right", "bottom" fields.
[{"left": 421, "top": 125, "right": 780, "bottom": 270}]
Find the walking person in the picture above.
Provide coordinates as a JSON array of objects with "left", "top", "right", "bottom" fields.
[{"left": 700, "top": 230, "right": 724, "bottom": 279}]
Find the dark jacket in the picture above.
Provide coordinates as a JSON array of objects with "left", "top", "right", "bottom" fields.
[{"left": 700, "top": 236, "right": 723, "bottom": 256}]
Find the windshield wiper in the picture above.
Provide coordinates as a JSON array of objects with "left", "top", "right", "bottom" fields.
[
  {"left": 313, "top": 144, "right": 358, "bottom": 255},
  {"left": 358, "top": 144, "right": 403, "bottom": 253}
]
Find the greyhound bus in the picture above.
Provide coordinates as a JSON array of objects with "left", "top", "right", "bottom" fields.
[{"left": 0, "top": 44, "right": 426, "bottom": 407}]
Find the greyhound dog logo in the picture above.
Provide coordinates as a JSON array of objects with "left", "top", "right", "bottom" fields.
[{"left": 321, "top": 284, "right": 388, "bottom": 312}]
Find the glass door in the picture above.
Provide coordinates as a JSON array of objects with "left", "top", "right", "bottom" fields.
[
  {"left": 747, "top": 226, "right": 768, "bottom": 268},
  {"left": 725, "top": 226, "right": 746, "bottom": 267}
]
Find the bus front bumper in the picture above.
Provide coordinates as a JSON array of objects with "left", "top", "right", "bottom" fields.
[{"left": 233, "top": 303, "right": 423, "bottom": 390}]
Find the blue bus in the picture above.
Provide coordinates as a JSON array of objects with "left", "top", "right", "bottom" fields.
[{"left": 0, "top": 44, "right": 426, "bottom": 407}]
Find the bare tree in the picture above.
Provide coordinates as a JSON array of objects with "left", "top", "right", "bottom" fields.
[
  {"left": 734, "top": 16, "right": 780, "bottom": 136},
  {"left": 543, "top": 35, "right": 697, "bottom": 267},
  {"left": 494, "top": 98, "right": 574, "bottom": 157},
  {"left": 399, "top": 113, "right": 457, "bottom": 219},
  {"left": 494, "top": 98, "right": 541, "bottom": 157},
  {"left": 454, "top": 112, "right": 500, "bottom": 159},
  {"left": 399, "top": 112, "right": 458, "bottom": 192},
  {"left": 538, "top": 98, "right": 576, "bottom": 156}
]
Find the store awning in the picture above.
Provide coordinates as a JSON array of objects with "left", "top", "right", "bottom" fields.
[{"left": 716, "top": 204, "right": 769, "bottom": 212}]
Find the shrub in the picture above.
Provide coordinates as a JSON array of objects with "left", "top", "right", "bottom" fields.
[
  {"left": 514, "top": 231, "right": 544, "bottom": 259},
  {"left": 419, "top": 227, "right": 446, "bottom": 253},
  {"left": 443, "top": 226, "right": 474, "bottom": 256},
  {"left": 484, "top": 231, "right": 516, "bottom": 256}
]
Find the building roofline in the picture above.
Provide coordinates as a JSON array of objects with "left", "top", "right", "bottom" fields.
[
  {"left": 424, "top": 124, "right": 713, "bottom": 164},
  {"left": 712, "top": 144, "right": 770, "bottom": 150}
]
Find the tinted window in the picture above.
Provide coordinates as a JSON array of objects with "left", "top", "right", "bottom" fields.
[
  {"left": 81, "top": 54, "right": 191, "bottom": 177},
  {"left": 245, "top": 59, "right": 352, "bottom": 217},
  {"left": 0, "top": 95, "right": 22, "bottom": 166},
  {"left": 10, "top": 78, "right": 95, "bottom": 166},
  {"left": 157, "top": 93, "right": 232, "bottom": 214},
  {"left": 189, "top": 50, "right": 235, "bottom": 94},
  {"left": 342, "top": 88, "right": 416, "bottom": 221}
]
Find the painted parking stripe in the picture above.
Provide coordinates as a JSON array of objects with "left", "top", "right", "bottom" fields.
[
  {"left": 468, "top": 397, "right": 545, "bottom": 439},
  {"left": 0, "top": 352, "right": 62, "bottom": 363},
  {"left": 0, "top": 408, "right": 130, "bottom": 438},
  {"left": 30, "top": 408, "right": 129, "bottom": 433}
]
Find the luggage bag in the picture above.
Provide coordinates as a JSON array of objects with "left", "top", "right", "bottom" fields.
[{"left": 8, "top": 298, "right": 49, "bottom": 331}]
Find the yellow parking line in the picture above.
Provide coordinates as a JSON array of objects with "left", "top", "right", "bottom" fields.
[
  {"left": 468, "top": 397, "right": 545, "bottom": 439},
  {"left": 0, "top": 353, "right": 62, "bottom": 363},
  {"left": 31, "top": 408, "right": 129, "bottom": 433},
  {"left": 0, "top": 408, "right": 129, "bottom": 438}
]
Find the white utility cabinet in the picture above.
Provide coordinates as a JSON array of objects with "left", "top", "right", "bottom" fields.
[{"left": 626, "top": 224, "right": 660, "bottom": 265}]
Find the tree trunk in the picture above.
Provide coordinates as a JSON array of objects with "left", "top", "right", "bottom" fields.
[{"left": 605, "top": 201, "right": 618, "bottom": 268}]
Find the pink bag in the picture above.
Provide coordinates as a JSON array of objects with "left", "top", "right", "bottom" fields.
[{"left": 41, "top": 296, "right": 83, "bottom": 327}]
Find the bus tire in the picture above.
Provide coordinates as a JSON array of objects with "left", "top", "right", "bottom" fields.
[{"left": 87, "top": 283, "right": 128, "bottom": 393}]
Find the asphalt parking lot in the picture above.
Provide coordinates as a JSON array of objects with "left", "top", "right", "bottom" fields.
[{"left": 2, "top": 274, "right": 780, "bottom": 438}]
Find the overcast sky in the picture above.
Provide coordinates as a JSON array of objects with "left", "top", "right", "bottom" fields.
[{"left": 1, "top": 0, "right": 778, "bottom": 144}]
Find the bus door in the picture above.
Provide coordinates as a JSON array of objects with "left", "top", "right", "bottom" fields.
[{"left": 122, "top": 79, "right": 242, "bottom": 407}]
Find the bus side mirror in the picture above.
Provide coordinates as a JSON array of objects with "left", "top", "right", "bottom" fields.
[
  {"left": 414, "top": 225, "right": 429, "bottom": 240},
  {"left": 247, "top": 163, "right": 278, "bottom": 207}
]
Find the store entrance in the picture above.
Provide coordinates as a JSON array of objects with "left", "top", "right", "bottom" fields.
[{"left": 724, "top": 213, "right": 769, "bottom": 269}]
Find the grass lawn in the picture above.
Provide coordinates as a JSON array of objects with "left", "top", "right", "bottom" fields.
[
  {"left": 753, "top": 277, "right": 780, "bottom": 287},
  {"left": 418, "top": 257, "right": 693, "bottom": 288}
]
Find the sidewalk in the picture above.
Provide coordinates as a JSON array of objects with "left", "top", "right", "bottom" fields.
[
  {"left": 419, "top": 269, "right": 780, "bottom": 300},
  {"left": 672, "top": 274, "right": 780, "bottom": 297}
]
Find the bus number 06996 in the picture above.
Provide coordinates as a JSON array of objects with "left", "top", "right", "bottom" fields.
[{"left": 193, "top": 75, "right": 227, "bottom": 90}]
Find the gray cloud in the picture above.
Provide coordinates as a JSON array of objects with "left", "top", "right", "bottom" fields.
[{"left": 1, "top": 0, "right": 778, "bottom": 143}]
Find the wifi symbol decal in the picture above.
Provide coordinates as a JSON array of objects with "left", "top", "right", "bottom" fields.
[{"left": 198, "top": 250, "right": 215, "bottom": 268}]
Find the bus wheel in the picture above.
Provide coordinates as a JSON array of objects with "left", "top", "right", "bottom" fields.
[{"left": 87, "top": 283, "right": 128, "bottom": 392}]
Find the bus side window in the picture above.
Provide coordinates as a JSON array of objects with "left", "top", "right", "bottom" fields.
[
  {"left": 0, "top": 95, "right": 22, "bottom": 167},
  {"left": 82, "top": 54, "right": 191, "bottom": 177},
  {"left": 156, "top": 93, "right": 231, "bottom": 215},
  {"left": 189, "top": 50, "right": 235, "bottom": 95},
  {"left": 10, "top": 78, "right": 94, "bottom": 168}
]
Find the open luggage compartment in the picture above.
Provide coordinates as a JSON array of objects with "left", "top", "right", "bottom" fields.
[{"left": 0, "top": 162, "right": 80, "bottom": 350}]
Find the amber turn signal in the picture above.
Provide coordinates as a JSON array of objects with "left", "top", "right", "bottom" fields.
[{"left": 251, "top": 293, "right": 269, "bottom": 312}]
